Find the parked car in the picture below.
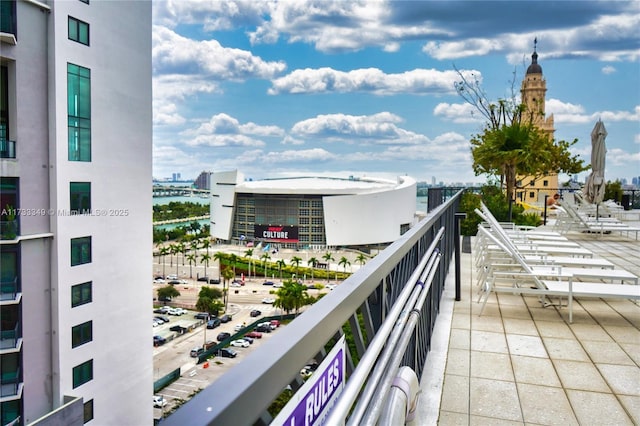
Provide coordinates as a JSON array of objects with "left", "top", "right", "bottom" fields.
[
  {"left": 233, "top": 324, "right": 245, "bottom": 332},
  {"left": 232, "top": 279, "right": 244, "bottom": 286},
  {"left": 166, "top": 274, "right": 178, "bottom": 280},
  {"left": 197, "top": 276, "right": 210, "bottom": 282},
  {"left": 273, "top": 282, "right": 283, "bottom": 288},
  {"left": 216, "top": 332, "right": 231, "bottom": 342},
  {"left": 220, "top": 314, "right": 232, "bottom": 323},
  {"left": 154, "top": 278, "right": 165, "bottom": 283},
  {"left": 153, "top": 395, "right": 167, "bottom": 408},
  {"left": 153, "top": 319, "right": 160, "bottom": 327},
  {"left": 259, "top": 321, "right": 276, "bottom": 331},
  {"left": 218, "top": 348, "right": 237, "bottom": 358},
  {"left": 209, "top": 278, "right": 220, "bottom": 284},
  {"left": 250, "top": 310, "right": 262, "bottom": 317},
  {"left": 168, "top": 280, "right": 181, "bottom": 285},
  {"left": 270, "top": 319, "right": 280, "bottom": 328},
  {"left": 255, "top": 324, "right": 272, "bottom": 333},
  {"left": 154, "top": 316, "right": 170, "bottom": 323},
  {"left": 230, "top": 282, "right": 242, "bottom": 288},
  {"left": 204, "top": 340, "right": 217, "bottom": 350},
  {"left": 154, "top": 276, "right": 164, "bottom": 280},
  {"left": 230, "top": 339, "right": 249, "bottom": 348},
  {"left": 194, "top": 312, "right": 210, "bottom": 320},
  {"left": 158, "top": 296, "right": 172, "bottom": 302},
  {"left": 242, "top": 336, "right": 254, "bottom": 344},
  {"left": 153, "top": 335, "right": 166, "bottom": 346},
  {"left": 262, "top": 281, "right": 274, "bottom": 286},
  {"left": 190, "top": 347, "right": 204, "bottom": 357},
  {"left": 262, "top": 298, "right": 275, "bottom": 304},
  {"left": 207, "top": 318, "right": 221, "bottom": 329},
  {"left": 153, "top": 307, "right": 167, "bottom": 314},
  {"left": 326, "top": 284, "right": 337, "bottom": 290},
  {"left": 170, "top": 325, "right": 187, "bottom": 334},
  {"left": 245, "top": 331, "right": 262, "bottom": 339}
]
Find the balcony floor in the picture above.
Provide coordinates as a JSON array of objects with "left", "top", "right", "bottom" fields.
[{"left": 419, "top": 219, "right": 640, "bottom": 425}]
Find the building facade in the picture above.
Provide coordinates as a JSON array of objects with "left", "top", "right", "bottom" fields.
[
  {"left": 517, "top": 40, "right": 559, "bottom": 203},
  {"left": 210, "top": 170, "right": 418, "bottom": 249},
  {"left": 1, "top": 1, "right": 152, "bottom": 424}
]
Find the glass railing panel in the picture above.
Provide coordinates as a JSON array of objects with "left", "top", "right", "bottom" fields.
[{"left": 0, "top": 139, "right": 16, "bottom": 159}]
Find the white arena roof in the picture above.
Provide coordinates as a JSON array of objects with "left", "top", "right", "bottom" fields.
[{"left": 235, "top": 176, "right": 414, "bottom": 195}]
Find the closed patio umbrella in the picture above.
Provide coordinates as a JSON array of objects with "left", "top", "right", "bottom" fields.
[{"left": 583, "top": 120, "right": 607, "bottom": 217}]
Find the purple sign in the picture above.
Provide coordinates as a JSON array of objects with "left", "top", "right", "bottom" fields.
[{"left": 273, "top": 338, "right": 345, "bottom": 426}]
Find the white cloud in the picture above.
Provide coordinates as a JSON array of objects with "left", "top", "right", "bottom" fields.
[
  {"left": 268, "top": 67, "right": 470, "bottom": 95},
  {"left": 187, "top": 113, "right": 285, "bottom": 137},
  {"left": 433, "top": 102, "right": 484, "bottom": 124},
  {"left": 290, "top": 112, "right": 427, "bottom": 145},
  {"left": 602, "top": 65, "right": 616, "bottom": 74},
  {"left": 152, "top": 26, "right": 286, "bottom": 79}
]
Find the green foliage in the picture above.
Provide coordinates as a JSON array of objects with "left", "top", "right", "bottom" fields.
[
  {"left": 267, "top": 388, "right": 294, "bottom": 418},
  {"left": 459, "top": 191, "right": 482, "bottom": 236},
  {"left": 517, "top": 212, "right": 542, "bottom": 228},
  {"left": 153, "top": 201, "right": 209, "bottom": 222},
  {"left": 157, "top": 285, "right": 180, "bottom": 300},
  {"left": 604, "top": 180, "right": 623, "bottom": 203}
]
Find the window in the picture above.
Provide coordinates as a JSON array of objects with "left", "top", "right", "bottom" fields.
[
  {"left": 72, "top": 321, "right": 92, "bottom": 347},
  {"left": 68, "top": 63, "right": 91, "bottom": 162},
  {"left": 72, "top": 282, "right": 92, "bottom": 307},
  {"left": 83, "top": 399, "right": 94, "bottom": 423},
  {"left": 71, "top": 237, "right": 91, "bottom": 266},
  {"left": 68, "top": 17, "right": 89, "bottom": 45},
  {"left": 529, "top": 192, "right": 535, "bottom": 199},
  {"left": 543, "top": 180, "right": 549, "bottom": 187},
  {"left": 70, "top": 182, "right": 91, "bottom": 214},
  {"left": 72, "top": 359, "right": 93, "bottom": 388}
]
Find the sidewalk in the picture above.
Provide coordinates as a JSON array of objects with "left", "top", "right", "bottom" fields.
[{"left": 419, "top": 226, "right": 640, "bottom": 425}]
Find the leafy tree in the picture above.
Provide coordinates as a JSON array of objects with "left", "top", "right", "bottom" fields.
[
  {"left": 455, "top": 68, "right": 587, "bottom": 202},
  {"left": 604, "top": 180, "right": 623, "bottom": 203},
  {"left": 338, "top": 256, "right": 351, "bottom": 273},
  {"left": 229, "top": 253, "right": 238, "bottom": 277},
  {"left": 274, "top": 280, "right": 313, "bottom": 316},
  {"left": 157, "top": 285, "right": 180, "bottom": 302},
  {"left": 196, "top": 286, "right": 223, "bottom": 315}
]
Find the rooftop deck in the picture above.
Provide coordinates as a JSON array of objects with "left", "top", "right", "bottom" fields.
[{"left": 419, "top": 220, "right": 640, "bottom": 425}]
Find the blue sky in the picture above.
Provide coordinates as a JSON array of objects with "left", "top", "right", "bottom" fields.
[{"left": 151, "top": 1, "right": 639, "bottom": 185}]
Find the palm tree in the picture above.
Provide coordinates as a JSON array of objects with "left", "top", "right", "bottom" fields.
[
  {"left": 186, "top": 253, "right": 197, "bottom": 278},
  {"left": 221, "top": 267, "right": 235, "bottom": 311},
  {"left": 213, "top": 251, "right": 226, "bottom": 280},
  {"left": 176, "top": 241, "right": 187, "bottom": 266},
  {"left": 339, "top": 256, "right": 351, "bottom": 274},
  {"left": 201, "top": 238, "right": 211, "bottom": 256},
  {"left": 274, "top": 280, "right": 312, "bottom": 316},
  {"left": 229, "top": 253, "right": 238, "bottom": 278},
  {"left": 275, "top": 259, "right": 286, "bottom": 280},
  {"left": 307, "top": 257, "right": 318, "bottom": 281},
  {"left": 244, "top": 249, "right": 254, "bottom": 279},
  {"left": 168, "top": 243, "right": 178, "bottom": 267},
  {"left": 261, "top": 252, "right": 271, "bottom": 278},
  {"left": 290, "top": 256, "right": 302, "bottom": 278},
  {"left": 200, "top": 252, "right": 212, "bottom": 279},
  {"left": 159, "top": 246, "right": 170, "bottom": 278},
  {"left": 190, "top": 239, "right": 200, "bottom": 255},
  {"left": 322, "top": 251, "right": 334, "bottom": 282},
  {"left": 355, "top": 253, "right": 367, "bottom": 268}
]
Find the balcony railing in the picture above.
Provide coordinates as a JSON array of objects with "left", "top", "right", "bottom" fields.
[
  {"left": 162, "top": 190, "right": 463, "bottom": 425},
  {"left": 0, "top": 322, "right": 20, "bottom": 350},
  {"left": 0, "top": 139, "right": 16, "bottom": 159},
  {"left": 0, "top": 278, "right": 18, "bottom": 302},
  {"left": 0, "top": 367, "right": 21, "bottom": 398}
]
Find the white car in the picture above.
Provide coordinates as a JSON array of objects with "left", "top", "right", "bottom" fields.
[
  {"left": 166, "top": 274, "right": 178, "bottom": 280},
  {"left": 153, "top": 395, "right": 167, "bottom": 408},
  {"left": 326, "top": 284, "right": 337, "bottom": 290},
  {"left": 233, "top": 324, "right": 245, "bottom": 332},
  {"left": 167, "top": 308, "right": 183, "bottom": 316},
  {"left": 230, "top": 339, "right": 249, "bottom": 348},
  {"left": 230, "top": 282, "right": 242, "bottom": 287},
  {"left": 154, "top": 278, "right": 165, "bottom": 283},
  {"left": 262, "top": 298, "right": 275, "bottom": 304}
]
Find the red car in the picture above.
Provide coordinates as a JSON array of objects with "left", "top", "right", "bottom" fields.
[
  {"left": 245, "top": 331, "right": 262, "bottom": 339},
  {"left": 270, "top": 320, "right": 280, "bottom": 328}
]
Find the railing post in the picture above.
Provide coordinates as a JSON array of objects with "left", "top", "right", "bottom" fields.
[
  {"left": 543, "top": 194, "right": 549, "bottom": 225},
  {"left": 454, "top": 213, "right": 466, "bottom": 302}
]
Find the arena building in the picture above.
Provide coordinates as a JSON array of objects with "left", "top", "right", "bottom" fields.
[{"left": 210, "top": 170, "right": 419, "bottom": 250}]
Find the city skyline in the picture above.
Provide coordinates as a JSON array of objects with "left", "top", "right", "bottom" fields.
[{"left": 152, "top": 1, "right": 639, "bottom": 184}]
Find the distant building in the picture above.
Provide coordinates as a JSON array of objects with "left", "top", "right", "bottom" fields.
[
  {"left": 210, "top": 170, "right": 417, "bottom": 250},
  {"left": 172, "top": 172, "right": 181, "bottom": 182},
  {"left": 194, "top": 171, "right": 212, "bottom": 190},
  {"left": 516, "top": 40, "right": 559, "bottom": 204},
  {"left": 0, "top": 1, "right": 152, "bottom": 425}
]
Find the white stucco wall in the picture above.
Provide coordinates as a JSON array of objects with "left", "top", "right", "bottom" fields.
[{"left": 210, "top": 170, "right": 243, "bottom": 240}]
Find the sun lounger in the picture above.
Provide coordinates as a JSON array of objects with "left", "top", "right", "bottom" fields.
[{"left": 555, "top": 201, "right": 640, "bottom": 239}]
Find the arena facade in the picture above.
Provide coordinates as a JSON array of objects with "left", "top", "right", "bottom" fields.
[{"left": 209, "top": 170, "right": 419, "bottom": 250}]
